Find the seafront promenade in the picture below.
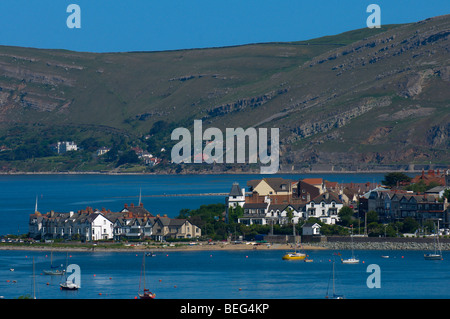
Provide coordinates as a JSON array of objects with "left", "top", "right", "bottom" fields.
[{"left": 1, "top": 237, "right": 448, "bottom": 252}]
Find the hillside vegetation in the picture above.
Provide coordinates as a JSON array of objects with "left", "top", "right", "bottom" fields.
[{"left": 0, "top": 15, "right": 448, "bottom": 173}]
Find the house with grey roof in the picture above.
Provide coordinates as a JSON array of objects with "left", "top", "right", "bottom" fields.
[{"left": 304, "top": 192, "right": 343, "bottom": 225}]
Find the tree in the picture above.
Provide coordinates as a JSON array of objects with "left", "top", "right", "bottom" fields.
[
  {"left": 228, "top": 206, "right": 243, "bottom": 224},
  {"left": 442, "top": 189, "right": 450, "bottom": 202},
  {"left": 382, "top": 172, "right": 411, "bottom": 187},
  {"left": 366, "top": 210, "right": 379, "bottom": 224},
  {"left": 116, "top": 150, "right": 140, "bottom": 166},
  {"left": 338, "top": 206, "right": 354, "bottom": 227},
  {"left": 402, "top": 217, "right": 419, "bottom": 234}
]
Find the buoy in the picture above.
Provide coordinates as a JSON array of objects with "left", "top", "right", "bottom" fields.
[
  {"left": 46, "top": 282, "right": 49, "bottom": 285},
  {"left": 98, "top": 293, "right": 102, "bottom": 295},
  {"left": 239, "top": 288, "right": 242, "bottom": 291},
  {"left": 134, "top": 296, "right": 138, "bottom": 299},
  {"left": 159, "top": 279, "right": 162, "bottom": 282},
  {"left": 109, "top": 277, "right": 112, "bottom": 280},
  {"left": 93, "top": 274, "right": 96, "bottom": 277},
  {"left": 245, "top": 256, "right": 248, "bottom": 258}
]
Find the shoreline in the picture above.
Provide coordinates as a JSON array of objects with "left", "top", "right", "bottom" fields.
[
  {"left": 1, "top": 241, "right": 447, "bottom": 252},
  {"left": 0, "top": 243, "right": 321, "bottom": 252},
  {"left": 0, "top": 170, "right": 424, "bottom": 176}
]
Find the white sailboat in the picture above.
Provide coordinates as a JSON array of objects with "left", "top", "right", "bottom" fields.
[
  {"left": 32, "top": 257, "right": 37, "bottom": 299},
  {"left": 60, "top": 252, "right": 80, "bottom": 290},
  {"left": 424, "top": 221, "right": 443, "bottom": 260},
  {"left": 325, "top": 259, "right": 344, "bottom": 299},
  {"left": 43, "top": 251, "right": 65, "bottom": 275},
  {"left": 342, "top": 226, "right": 359, "bottom": 264}
]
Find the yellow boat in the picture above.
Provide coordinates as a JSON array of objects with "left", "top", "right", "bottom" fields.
[{"left": 282, "top": 252, "right": 306, "bottom": 260}]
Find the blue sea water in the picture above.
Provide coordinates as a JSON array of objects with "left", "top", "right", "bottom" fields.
[
  {"left": 4, "top": 172, "right": 444, "bottom": 301},
  {"left": 0, "top": 249, "right": 449, "bottom": 299},
  {"left": 0, "top": 173, "right": 387, "bottom": 236}
]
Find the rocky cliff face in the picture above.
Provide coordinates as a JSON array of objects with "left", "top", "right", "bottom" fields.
[{"left": 0, "top": 15, "right": 448, "bottom": 171}]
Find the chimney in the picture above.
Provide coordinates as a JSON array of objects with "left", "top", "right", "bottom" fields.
[
  {"left": 130, "top": 203, "right": 134, "bottom": 207},
  {"left": 124, "top": 203, "right": 128, "bottom": 209},
  {"left": 140, "top": 202, "right": 143, "bottom": 207}
]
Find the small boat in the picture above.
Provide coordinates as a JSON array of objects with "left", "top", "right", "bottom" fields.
[
  {"left": 341, "top": 257, "right": 360, "bottom": 264},
  {"left": 424, "top": 221, "right": 443, "bottom": 261},
  {"left": 381, "top": 255, "right": 389, "bottom": 258},
  {"left": 60, "top": 280, "right": 80, "bottom": 290},
  {"left": 325, "top": 260, "right": 344, "bottom": 299},
  {"left": 59, "top": 252, "right": 80, "bottom": 290},
  {"left": 282, "top": 252, "right": 306, "bottom": 260},
  {"left": 282, "top": 226, "right": 306, "bottom": 260},
  {"left": 44, "top": 269, "right": 65, "bottom": 275},
  {"left": 145, "top": 252, "right": 156, "bottom": 257},
  {"left": 342, "top": 226, "right": 359, "bottom": 264},
  {"left": 9, "top": 268, "right": 14, "bottom": 272},
  {"left": 424, "top": 253, "right": 443, "bottom": 260},
  {"left": 304, "top": 258, "right": 313, "bottom": 263},
  {"left": 138, "top": 253, "right": 155, "bottom": 299},
  {"left": 44, "top": 251, "right": 65, "bottom": 275}
]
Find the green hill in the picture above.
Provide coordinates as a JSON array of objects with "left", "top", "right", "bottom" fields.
[{"left": 0, "top": 15, "right": 448, "bottom": 173}]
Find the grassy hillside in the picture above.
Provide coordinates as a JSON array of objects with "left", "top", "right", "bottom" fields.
[{"left": 0, "top": 15, "right": 448, "bottom": 173}]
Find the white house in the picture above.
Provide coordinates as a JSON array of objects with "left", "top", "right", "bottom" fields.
[
  {"left": 56, "top": 141, "right": 78, "bottom": 154},
  {"left": 302, "top": 222, "right": 321, "bottom": 236},
  {"left": 88, "top": 212, "right": 114, "bottom": 241},
  {"left": 29, "top": 210, "right": 114, "bottom": 241},
  {"left": 305, "top": 192, "right": 343, "bottom": 225},
  {"left": 226, "top": 182, "right": 246, "bottom": 209},
  {"left": 266, "top": 204, "right": 304, "bottom": 225}
]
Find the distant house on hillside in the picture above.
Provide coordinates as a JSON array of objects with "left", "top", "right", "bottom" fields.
[
  {"left": 96, "top": 146, "right": 110, "bottom": 156},
  {"left": 52, "top": 141, "right": 78, "bottom": 154}
]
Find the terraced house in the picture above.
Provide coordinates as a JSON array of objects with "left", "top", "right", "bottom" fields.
[
  {"left": 227, "top": 177, "right": 345, "bottom": 225},
  {"left": 29, "top": 203, "right": 201, "bottom": 242}
]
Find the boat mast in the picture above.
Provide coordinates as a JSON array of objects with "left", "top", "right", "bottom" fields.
[{"left": 33, "top": 257, "right": 36, "bottom": 299}]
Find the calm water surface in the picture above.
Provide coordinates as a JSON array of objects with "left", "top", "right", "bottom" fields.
[
  {"left": 0, "top": 249, "right": 448, "bottom": 299},
  {"left": 0, "top": 173, "right": 387, "bottom": 236}
]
